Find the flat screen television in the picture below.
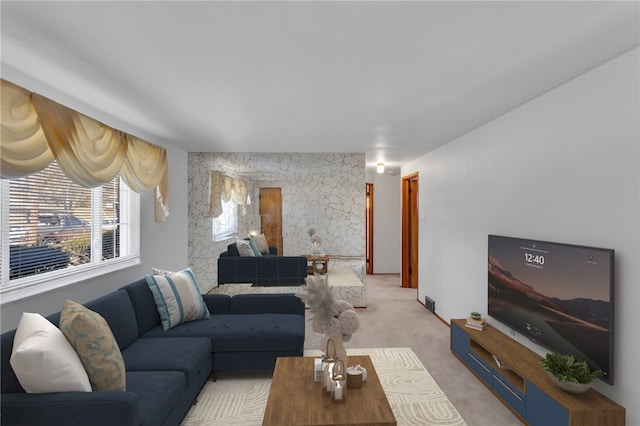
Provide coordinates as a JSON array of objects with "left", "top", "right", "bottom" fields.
[{"left": 487, "top": 235, "right": 615, "bottom": 384}]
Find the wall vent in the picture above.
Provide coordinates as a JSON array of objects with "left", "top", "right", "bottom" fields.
[{"left": 425, "top": 296, "right": 436, "bottom": 313}]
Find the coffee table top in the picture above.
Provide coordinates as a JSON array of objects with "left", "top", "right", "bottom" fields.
[{"left": 262, "top": 355, "right": 396, "bottom": 426}]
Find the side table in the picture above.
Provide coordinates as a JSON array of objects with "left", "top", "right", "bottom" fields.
[{"left": 303, "top": 255, "right": 329, "bottom": 275}]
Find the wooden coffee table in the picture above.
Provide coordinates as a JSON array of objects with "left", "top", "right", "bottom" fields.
[{"left": 262, "top": 355, "right": 396, "bottom": 426}]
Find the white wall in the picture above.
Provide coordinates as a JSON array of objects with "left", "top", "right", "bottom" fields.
[
  {"left": 366, "top": 172, "right": 401, "bottom": 273},
  {"left": 402, "top": 48, "right": 639, "bottom": 422},
  {"left": 0, "top": 69, "right": 190, "bottom": 332}
]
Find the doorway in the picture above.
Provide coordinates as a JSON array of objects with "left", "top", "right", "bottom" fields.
[
  {"left": 259, "top": 188, "right": 283, "bottom": 255},
  {"left": 365, "top": 183, "right": 374, "bottom": 275},
  {"left": 401, "top": 173, "right": 419, "bottom": 289}
]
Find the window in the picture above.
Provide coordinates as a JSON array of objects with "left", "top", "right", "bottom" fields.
[
  {"left": 212, "top": 198, "right": 238, "bottom": 241},
  {"left": 1, "top": 161, "right": 140, "bottom": 301}
]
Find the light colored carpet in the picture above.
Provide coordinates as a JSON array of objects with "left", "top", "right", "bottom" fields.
[{"left": 181, "top": 347, "right": 467, "bottom": 426}]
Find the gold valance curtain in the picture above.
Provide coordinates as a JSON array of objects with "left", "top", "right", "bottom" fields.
[
  {"left": 1, "top": 79, "right": 169, "bottom": 221},
  {"left": 208, "top": 171, "right": 248, "bottom": 219}
]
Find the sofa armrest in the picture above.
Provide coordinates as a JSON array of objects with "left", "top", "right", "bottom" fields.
[
  {"left": 230, "top": 293, "right": 305, "bottom": 316},
  {"left": 1, "top": 391, "right": 138, "bottom": 426}
]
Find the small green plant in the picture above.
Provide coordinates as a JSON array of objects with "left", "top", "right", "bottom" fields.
[
  {"left": 470, "top": 311, "right": 482, "bottom": 319},
  {"left": 539, "top": 352, "right": 602, "bottom": 384}
]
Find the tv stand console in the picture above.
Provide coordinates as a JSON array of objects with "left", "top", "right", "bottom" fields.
[{"left": 450, "top": 319, "right": 624, "bottom": 426}]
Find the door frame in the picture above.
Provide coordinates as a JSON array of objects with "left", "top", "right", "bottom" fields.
[
  {"left": 401, "top": 172, "right": 419, "bottom": 289},
  {"left": 365, "top": 183, "right": 374, "bottom": 275}
]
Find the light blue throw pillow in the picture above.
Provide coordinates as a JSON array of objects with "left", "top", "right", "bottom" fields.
[
  {"left": 145, "top": 267, "right": 210, "bottom": 331},
  {"left": 248, "top": 238, "right": 262, "bottom": 256}
]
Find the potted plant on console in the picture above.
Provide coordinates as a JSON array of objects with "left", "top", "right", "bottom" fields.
[{"left": 540, "top": 352, "right": 603, "bottom": 394}]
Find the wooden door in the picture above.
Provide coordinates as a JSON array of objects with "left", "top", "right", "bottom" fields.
[
  {"left": 401, "top": 173, "right": 419, "bottom": 289},
  {"left": 259, "top": 188, "right": 283, "bottom": 255}
]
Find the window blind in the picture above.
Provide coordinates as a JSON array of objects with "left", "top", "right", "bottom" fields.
[{"left": 5, "top": 161, "right": 126, "bottom": 283}]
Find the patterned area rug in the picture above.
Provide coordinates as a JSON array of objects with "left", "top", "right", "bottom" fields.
[{"left": 181, "top": 347, "right": 467, "bottom": 426}]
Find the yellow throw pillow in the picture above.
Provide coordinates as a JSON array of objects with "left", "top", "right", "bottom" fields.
[{"left": 59, "top": 300, "right": 126, "bottom": 391}]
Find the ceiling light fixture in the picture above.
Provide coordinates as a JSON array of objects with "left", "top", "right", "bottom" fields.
[{"left": 377, "top": 163, "right": 385, "bottom": 174}]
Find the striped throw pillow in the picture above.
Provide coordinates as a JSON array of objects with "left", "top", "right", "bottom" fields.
[{"left": 145, "top": 268, "right": 210, "bottom": 331}]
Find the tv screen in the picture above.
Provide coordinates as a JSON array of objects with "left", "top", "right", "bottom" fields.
[{"left": 487, "top": 235, "right": 614, "bottom": 384}]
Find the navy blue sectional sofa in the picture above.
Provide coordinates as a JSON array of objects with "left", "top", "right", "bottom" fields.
[
  {"left": 217, "top": 241, "right": 307, "bottom": 286},
  {"left": 1, "top": 278, "right": 305, "bottom": 426}
]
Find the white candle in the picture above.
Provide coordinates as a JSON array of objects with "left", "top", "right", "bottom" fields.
[{"left": 334, "top": 382, "right": 342, "bottom": 400}]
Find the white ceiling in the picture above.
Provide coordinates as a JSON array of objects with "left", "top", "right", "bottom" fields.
[{"left": 2, "top": 1, "right": 638, "bottom": 173}]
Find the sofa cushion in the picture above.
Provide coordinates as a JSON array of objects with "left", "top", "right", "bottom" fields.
[
  {"left": 83, "top": 289, "right": 139, "bottom": 349},
  {"left": 203, "top": 294, "right": 232, "bottom": 314},
  {"left": 126, "top": 371, "right": 185, "bottom": 426},
  {"left": 262, "top": 257, "right": 309, "bottom": 285},
  {"left": 250, "top": 233, "right": 270, "bottom": 254},
  {"left": 236, "top": 239, "right": 255, "bottom": 256},
  {"left": 120, "top": 279, "right": 162, "bottom": 336},
  {"left": 230, "top": 293, "right": 306, "bottom": 315},
  {"left": 0, "top": 390, "right": 139, "bottom": 426},
  {"left": 1, "top": 330, "right": 23, "bottom": 394},
  {"left": 224, "top": 242, "right": 239, "bottom": 256},
  {"left": 217, "top": 256, "right": 272, "bottom": 285},
  {"left": 211, "top": 314, "right": 305, "bottom": 352},
  {"left": 141, "top": 314, "right": 305, "bottom": 352},
  {"left": 145, "top": 267, "right": 210, "bottom": 331},
  {"left": 10, "top": 313, "right": 91, "bottom": 393},
  {"left": 122, "top": 337, "right": 211, "bottom": 385},
  {"left": 59, "top": 300, "right": 126, "bottom": 391}
]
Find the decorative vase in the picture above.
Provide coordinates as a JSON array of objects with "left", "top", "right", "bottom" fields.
[
  {"left": 311, "top": 241, "right": 323, "bottom": 256},
  {"left": 547, "top": 373, "right": 591, "bottom": 394},
  {"left": 327, "top": 332, "right": 348, "bottom": 372}
]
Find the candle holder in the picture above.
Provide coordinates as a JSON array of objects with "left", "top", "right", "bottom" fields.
[
  {"left": 322, "top": 338, "right": 336, "bottom": 395},
  {"left": 331, "top": 359, "right": 347, "bottom": 403}
]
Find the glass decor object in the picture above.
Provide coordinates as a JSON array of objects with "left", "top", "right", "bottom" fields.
[
  {"left": 331, "top": 359, "right": 347, "bottom": 403},
  {"left": 322, "top": 339, "right": 336, "bottom": 395}
]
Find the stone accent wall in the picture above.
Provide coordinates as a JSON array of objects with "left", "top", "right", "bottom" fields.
[{"left": 188, "top": 152, "right": 365, "bottom": 292}]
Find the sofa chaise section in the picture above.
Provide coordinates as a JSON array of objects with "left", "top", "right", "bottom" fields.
[{"left": 122, "top": 280, "right": 306, "bottom": 372}]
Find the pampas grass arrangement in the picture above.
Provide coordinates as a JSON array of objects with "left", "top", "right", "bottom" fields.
[{"left": 297, "top": 274, "right": 359, "bottom": 341}]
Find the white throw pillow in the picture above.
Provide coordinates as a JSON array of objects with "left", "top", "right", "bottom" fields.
[
  {"left": 10, "top": 312, "right": 91, "bottom": 393},
  {"left": 236, "top": 239, "right": 256, "bottom": 257},
  {"left": 151, "top": 266, "right": 174, "bottom": 276}
]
